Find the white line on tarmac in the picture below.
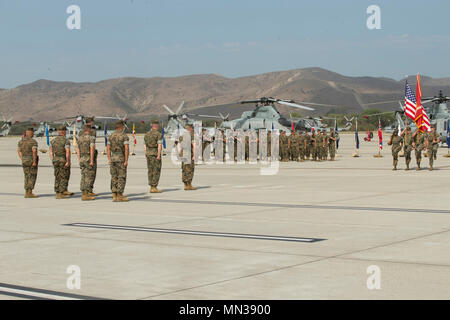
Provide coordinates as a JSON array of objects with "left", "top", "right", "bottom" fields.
[
  {"left": 65, "top": 223, "right": 324, "bottom": 243},
  {"left": 0, "top": 286, "right": 80, "bottom": 300}
]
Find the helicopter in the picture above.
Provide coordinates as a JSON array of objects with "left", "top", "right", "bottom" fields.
[
  {"left": 422, "top": 90, "right": 450, "bottom": 145},
  {"left": 0, "top": 114, "right": 13, "bottom": 137},
  {"left": 220, "top": 97, "right": 315, "bottom": 132},
  {"left": 163, "top": 101, "right": 223, "bottom": 136}
]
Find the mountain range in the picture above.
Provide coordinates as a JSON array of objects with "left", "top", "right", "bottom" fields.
[{"left": 1, "top": 67, "right": 450, "bottom": 122}]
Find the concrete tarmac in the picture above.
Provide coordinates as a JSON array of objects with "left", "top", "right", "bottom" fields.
[{"left": 0, "top": 133, "right": 449, "bottom": 300}]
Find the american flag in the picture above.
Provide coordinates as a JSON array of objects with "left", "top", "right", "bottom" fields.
[{"left": 404, "top": 81, "right": 417, "bottom": 121}]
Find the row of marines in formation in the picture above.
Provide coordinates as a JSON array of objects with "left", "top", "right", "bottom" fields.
[
  {"left": 17, "top": 119, "right": 196, "bottom": 201},
  {"left": 388, "top": 125, "right": 441, "bottom": 171},
  {"left": 201, "top": 128, "right": 339, "bottom": 162}
]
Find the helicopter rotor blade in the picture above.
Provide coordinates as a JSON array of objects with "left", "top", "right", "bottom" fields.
[
  {"left": 175, "top": 101, "right": 185, "bottom": 115},
  {"left": 276, "top": 100, "right": 315, "bottom": 111},
  {"left": 163, "top": 104, "right": 175, "bottom": 115}
]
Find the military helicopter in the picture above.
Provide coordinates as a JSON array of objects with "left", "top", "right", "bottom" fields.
[
  {"left": 422, "top": 90, "right": 450, "bottom": 144},
  {"left": 0, "top": 114, "right": 13, "bottom": 137},
  {"left": 163, "top": 101, "right": 222, "bottom": 135},
  {"left": 220, "top": 97, "right": 315, "bottom": 132}
]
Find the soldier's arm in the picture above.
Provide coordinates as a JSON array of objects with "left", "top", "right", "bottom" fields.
[
  {"left": 89, "top": 137, "right": 95, "bottom": 166},
  {"left": 192, "top": 141, "right": 196, "bottom": 161},
  {"left": 124, "top": 144, "right": 129, "bottom": 167},
  {"left": 17, "top": 147, "right": 22, "bottom": 161},
  {"left": 107, "top": 144, "right": 111, "bottom": 164},
  {"left": 32, "top": 147, "right": 37, "bottom": 167},
  {"left": 65, "top": 142, "right": 71, "bottom": 167},
  {"left": 124, "top": 135, "right": 130, "bottom": 167},
  {"left": 49, "top": 146, "right": 54, "bottom": 161}
]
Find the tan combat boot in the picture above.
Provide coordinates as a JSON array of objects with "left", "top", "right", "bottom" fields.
[
  {"left": 81, "top": 191, "right": 95, "bottom": 201},
  {"left": 25, "top": 190, "right": 38, "bottom": 198},
  {"left": 150, "top": 186, "right": 162, "bottom": 193},
  {"left": 88, "top": 191, "right": 98, "bottom": 197},
  {"left": 56, "top": 192, "right": 69, "bottom": 199},
  {"left": 186, "top": 183, "right": 197, "bottom": 191},
  {"left": 112, "top": 192, "right": 118, "bottom": 202},
  {"left": 63, "top": 191, "right": 74, "bottom": 196},
  {"left": 117, "top": 193, "right": 129, "bottom": 202}
]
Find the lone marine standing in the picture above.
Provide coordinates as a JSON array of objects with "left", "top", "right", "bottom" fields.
[
  {"left": 50, "top": 126, "right": 72, "bottom": 199},
  {"left": 144, "top": 120, "right": 163, "bottom": 193},
  {"left": 76, "top": 124, "right": 96, "bottom": 201},
  {"left": 107, "top": 120, "right": 130, "bottom": 202},
  {"left": 178, "top": 124, "right": 196, "bottom": 190},
  {"left": 18, "top": 128, "right": 39, "bottom": 198}
]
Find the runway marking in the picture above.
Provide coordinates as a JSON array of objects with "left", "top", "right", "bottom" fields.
[
  {"left": 148, "top": 198, "right": 450, "bottom": 214},
  {"left": 64, "top": 223, "right": 325, "bottom": 243},
  {"left": 0, "top": 283, "right": 104, "bottom": 300}
]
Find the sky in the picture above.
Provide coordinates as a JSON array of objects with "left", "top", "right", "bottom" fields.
[{"left": 1, "top": 0, "right": 450, "bottom": 88}]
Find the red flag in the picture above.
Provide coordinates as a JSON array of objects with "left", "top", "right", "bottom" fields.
[
  {"left": 415, "top": 74, "right": 431, "bottom": 132},
  {"left": 378, "top": 118, "right": 383, "bottom": 150},
  {"left": 291, "top": 121, "right": 294, "bottom": 131}
]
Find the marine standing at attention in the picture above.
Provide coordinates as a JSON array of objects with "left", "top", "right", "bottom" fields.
[
  {"left": 107, "top": 120, "right": 130, "bottom": 202},
  {"left": 328, "top": 129, "right": 337, "bottom": 161},
  {"left": 78, "top": 117, "right": 98, "bottom": 196},
  {"left": 144, "top": 120, "right": 163, "bottom": 193},
  {"left": 76, "top": 124, "right": 96, "bottom": 201},
  {"left": 388, "top": 129, "right": 403, "bottom": 170},
  {"left": 178, "top": 124, "right": 196, "bottom": 190},
  {"left": 17, "top": 128, "right": 39, "bottom": 198},
  {"left": 49, "top": 126, "right": 72, "bottom": 199}
]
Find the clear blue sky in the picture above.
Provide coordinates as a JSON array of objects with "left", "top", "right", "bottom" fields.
[{"left": 1, "top": 0, "right": 449, "bottom": 88}]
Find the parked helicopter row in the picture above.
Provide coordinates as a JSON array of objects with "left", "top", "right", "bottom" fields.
[{"left": 1, "top": 90, "right": 449, "bottom": 146}]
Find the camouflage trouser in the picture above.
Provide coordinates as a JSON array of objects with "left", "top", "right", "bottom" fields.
[
  {"left": 146, "top": 155, "right": 161, "bottom": 187},
  {"left": 80, "top": 160, "right": 95, "bottom": 192},
  {"left": 392, "top": 145, "right": 402, "bottom": 161},
  {"left": 415, "top": 145, "right": 424, "bottom": 166},
  {"left": 322, "top": 146, "right": 328, "bottom": 160},
  {"left": 290, "top": 146, "right": 299, "bottom": 161},
  {"left": 299, "top": 147, "right": 305, "bottom": 160},
  {"left": 53, "top": 161, "right": 70, "bottom": 193},
  {"left": 404, "top": 145, "right": 412, "bottom": 164},
  {"left": 181, "top": 162, "right": 195, "bottom": 184},
  {"left": 428, "top": 145, "right": 438, "bottom": 167},
  {"left": 22, "top": 157, "right": 38, "bottom": 191},
  {"left": 329, "top": 145, "right": 336, "bottom": 159},
  {"left": 305, "top": 145, "right": 311, "bottom": 159},
  {"left": 280, "top": 145, "right": 288, "bottom": 161},
  {"left": 90, "top": 150, "right": 98, "bottom": 192},
  {"left": 110, "top": 161, "right": 127, "bottom": 193},
  {"left": 313, "top": 146, "right": 319, "bottom": 160}
]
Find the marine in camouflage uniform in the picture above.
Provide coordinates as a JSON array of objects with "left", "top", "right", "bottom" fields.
[
  {"left": 412, "top": 129, "right": 425, "bottom": 171},
  {"left": 50, "top": 126, "right": 72, "bottom": 198},
  {"left": 401, "top": 127, "right": 413, "bottom": 170},
  {"left": 267, "top": 131, "right": 272, "bottom": 159},
  {"left": 178, "top": 124, "right": 196, "bottom": 190},
  {"left": 311, "top": 131, "right": 319, "bottom": 161},
  {"left": 17, "top": 128, "right": 39, "bottom": 198},
  {"left": 321, "top": 131, "right": 329, "bottom": 161},
  {"left": 328, "top": 129, "right": 337, "bottom": 161},
  {"left": 388, "top": 129, "right": 403, "bottom": 170},
  {"left": 305, "top": 132, "right": 312, "bottom": 160},
  {"left": 144, "top": 120, "right": 163, "bottom": 193},
  {"left": 107, "top": 121, "right": 130, "bottom": 201},
  {"left": 279, "top": 131, "right": 289, "bottom": 161},
  {"left": 289, "top": 131, "right": 300, "bottom": 161},
  {"left": 298, "top": 131, "right": 306, "bottom": 161},
  {"left": 77, "top": 125, "right": 96, "bottom": 201},
  {"left": 425, "top": 126, "right": 440, "bottom": 171},
  {"left": 78, "top": 117, "right": 97, "bottom": 195}
]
